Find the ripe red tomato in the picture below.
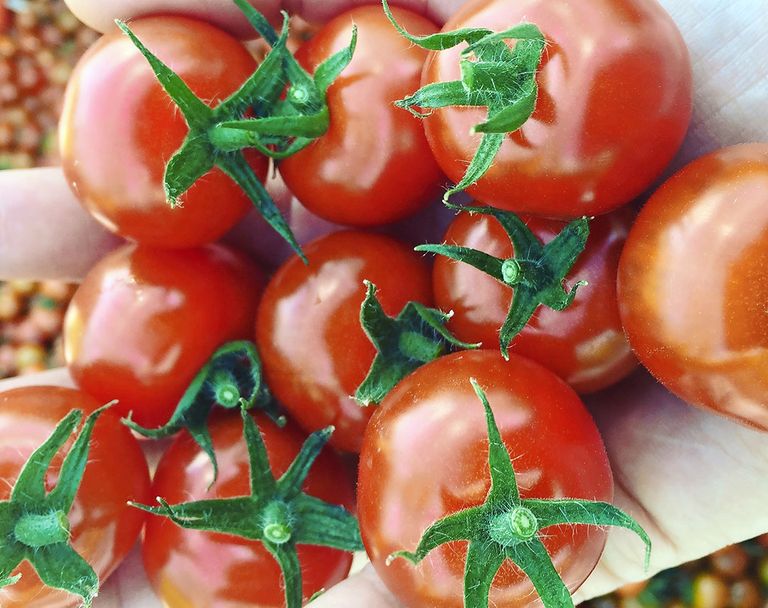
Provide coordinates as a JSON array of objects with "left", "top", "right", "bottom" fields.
[
  {"left": 64, "top": 243, "right": 264, "bottom": 429},
  {"left": 256, "top": 230, "right": 432, "bottom": 452},
  {"left": 142, "top": 411, "right": 355, "bottom": 607},
  {"left": 358, "top": 350, "right": 613, "bottom": 607},
  {"left": 59, "top": 16, "right": 267, "bottom": 247},
  {"left": 278, "top": 6, "right": 444, "bottom": 227},
  {"left": 422, "top": 0, "right": 692, "bottom": 217},
  {"left": 618, "top": 143, "right": 768, "bottom": 429},
  {"left": 433, "top": 208, "right": 636, "bottom": 393},
  {"left": 0, "top": 386, "right": 151, "bottom": 608}
]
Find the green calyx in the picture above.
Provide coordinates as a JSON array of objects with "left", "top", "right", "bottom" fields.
[
  {"left": 123, "top": 340, "right": 283, "bottom": 484},
  {"left": 389, "top": 379, "right": 651, "bottom": 608},
  {"left": 355, "top": 280, "right": 480, "bottom": 406},
  {"left": 0, "top": 405, "right": 112, "bottom": 607},
  {"left": 382, "top": 0, "right": 546, "bottom": 203},
  {"left": 130, "top": 407, "right": 363, "bottom": 608},
  {"left": 416, "top": 205, "right": 590, "bottom": 359}
]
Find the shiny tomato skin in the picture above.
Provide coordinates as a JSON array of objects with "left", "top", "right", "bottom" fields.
[
  {"left": 0, "top": 386, "right": 151, "bottom": 608},
  {"left": 59, "top": 16, "right": 267, "bottom": 248},
  {"left": 64, "top": 243, "right": 264, "bottom": 429},
  {"left": 278, "top": 6, "right": 444, "bottom": 227},
  {"left": 423, "top": 0, "right": 692, "bottom": 218},
  {"left": 618, "top": 143, "right": 768, "bottom": 429},
  {"left": 143, "top": 411, "right": 355, "bottom": 607},
  {"left": 359, "top": 350, "right": 613, "bottom": 608},
  {"left": 433, "top": 208, "right": 636, "bottom": 393},
  {"left": 256, "top": 230, "right": 432, "bottom": 452}
]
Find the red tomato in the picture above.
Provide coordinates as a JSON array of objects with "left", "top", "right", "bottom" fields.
[
  {"left": 64, "top": 243, "right": 264, "bottom": 429},
  {"left": 433, "top": 208, "right": 636, "bottom": 392},
  {"left": 358, "top": 350, "right": 612, "bottom": 608},
  {"left": 618, "top": 143, "right": 768, "bottom": 429},
  {"left": 0, "top": 386, "right": 151, "bottom": 608},
  {"left": 422, "top": 0, "right": 692, "bottom": 217},
  {"left": 59, "top": 16, "right": 267, "bottom": 247},
  {"left": 278, "top": 6, "right": 444, "bottom": 227},
  {"left": 143, "top": 411, "right": 355, "bottom": 607},
  {"left": 256, "top": 230, "right": 432, "bottom": 452}
]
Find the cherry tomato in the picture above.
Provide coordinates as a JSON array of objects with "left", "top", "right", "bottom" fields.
[
  {"left": 64, "top": 243, "right": 264, "bottom": 429},
  {"left": 618, "top": 143, "right": 768, "bottom": 430},
  {"left": 358, "top": 349, "right": 613, "bottom": 608},
  {"left": 256, "top": 230, "right": 432, "bottom": 452},
  {"left": 59, "top": 16, "right": 267, "bottom": 247},
  {"left": 422, "top": 0, "right": 692, "bottom": 217},
  {"left": 278, "top": 6, "right": 444, "bottom": 227},
  {"left": 143, "top": 411, "right": 355, "bottom": 607},
  {"left": 0, "top": 386, "right": 151, "bottom": 608},
  {"left": 433, "top": 208, "right": 636, "bottom": 392}
]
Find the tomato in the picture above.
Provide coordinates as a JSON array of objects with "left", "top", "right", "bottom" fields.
[
  {"left": 59, "top": 16, "right": 267, "bottom": 248},
  {"left": 278, "top": 6, "right": 444, "bottom": 227},
  {"left": 421, "top": 0, "right": 691, "bottom": 218},
  {"left": 433, "top": 208, "right": 636, "bottom": 392},
  {"left": 256, "top": 230, "right": 432, "bottom": 452},
  {"left": 64, "top": 243, "right": 264, "bottom": 429},
  {"left": 358, "top": 349, "right": 613, "bottom": 608},
  {"left": 143, "top": 411, "right": 355, "bottom": 607},
  {"left": 618, "top": 143, "right": 768, "bottom": 429},
  {"left": 0, "top": 386, "right": 151, "bottom": 608}
]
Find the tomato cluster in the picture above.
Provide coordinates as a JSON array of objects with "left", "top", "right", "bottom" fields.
[{"left": 3, "top": 0, "right": 766, "bottom": 607}]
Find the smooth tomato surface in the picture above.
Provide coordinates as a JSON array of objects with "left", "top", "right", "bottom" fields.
[
  {"left": 423, "top": 0, "right": 692, "bottom": 217},
  {"left": 59, "top": 16, "right": 266, "bottom": 247},
  {"left": 256, "top": 230, "right": 432, "bottom": 452},
  {"left": 0, "top": 386, "right": 151, "bottom": 608},
  {"left": 64, "top": 243, "right": 264, "bottom": 428},
  {"left": 434, "top": 208, "right": 636, "bottom": 392},
  {"left": 359, "top": 350, "right": 613, "bottom": 608},
  {"left": 618, "top": 143, "right": 768, "bottom": 429},
  {"left": 143, "top": 412, "right": 355, "bottom": 607},
  {"left": 279, "top": 6, "right": 444, "bottom": 227}
]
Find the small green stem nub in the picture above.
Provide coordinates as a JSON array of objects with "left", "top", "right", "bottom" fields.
[
  {"left": 501, "top": 259, "right": 522, "bottom": 285},
  {"left": 212, "top": 370, "right": 242, "bottom": 408},
  {"left": 14, "top": 510, "right": 71, "bottom": 548},
  {"left": 489, "top": 507, "right": 538, "bottom": 546},
  {"left": 263, "top": 501, "right": 294, "bottom": 545}
]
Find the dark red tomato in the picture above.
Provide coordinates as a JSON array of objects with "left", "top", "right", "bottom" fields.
[
  {"left": 59, "top": 16, "right": 267, "bottom": 247},
  {"left": 278, "top": 6, "right": 444, "bottom": 227},
  {"left": 359, "top": 350, "right": 613, "bottom": 608},
  {"left": 0, "top": 386, "right": 151, "bottom": 608},
  {"left": 256, "top": 231, "right": 432, "bottom": 452},
  {"left": 618, "top": 143, "right": 768, "bottom": 429},
  {"left": 143, "top": 411, "right": 355, "bottom": 607},
  {"left": 422, "top": 0, "right": 692, "bottom": 218},
  {"left": 433, "top": 208, "right": 636, "bottom": 393},
  {"left": 64, "top": 243, "right": 264, "bottom": 429}
]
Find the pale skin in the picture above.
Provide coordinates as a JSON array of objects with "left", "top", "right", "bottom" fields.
[{"left": 0, "top": 0, "right": 767, "bottom": 606}]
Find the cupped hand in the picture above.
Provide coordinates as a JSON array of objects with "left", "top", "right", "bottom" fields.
[{"left": 0, "top": 0, "right": 767, "bottom": 607}]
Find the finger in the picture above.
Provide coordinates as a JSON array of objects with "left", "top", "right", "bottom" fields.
[
  {"left": 284, "top": 0, "right": 469, "bottom": 25},
  {"left": 574, "top": 371, "right": 768, "bottom": 601},
  {"left": 308, "top": 564, "right": 401, "bottom": 608},
  {"left": 0, "top": 367, "right": 75, "bottom": 391},
  {"left": 0, "top": 168, "right": 120, "bottom": 282}
]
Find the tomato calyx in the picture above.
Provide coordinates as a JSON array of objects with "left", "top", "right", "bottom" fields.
[
  {"left": 130, "top": 407, "right": 363, "bottom": 608},
  {"left": 389, "top": 379, "right": 651, "bottom": 608},
  {"left": 381, "top": 0, "right": 545, "bottom": 203},
  {"left": 0, "top": 406, "right": 111, "bottom": 607},
  {"left": 416, "top": 205, "right": 590, "bottom": 359},
  {"left": 123, "top": 341, "right": 283, "bottom": 484},
  {"left": 355, "top": 280, "right": 479, "bottom": 405}
]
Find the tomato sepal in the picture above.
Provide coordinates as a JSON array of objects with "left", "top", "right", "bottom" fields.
[
  {"left": 129, "top": 407, "right": 363, "bottom": 608},
  {"left": 122, "top": 340, "right": 282, "bottom": 484},
  {"left": 0, "top": 405, "right": 112, "bottom": 607},
  {"left": 355, "top": 280, "right": 479, "bottom": 406},
  {"left": 416, "top": 206, "right": 589, "bottom": 358},
  {"left": 387, "top": 379, "right": 650, "bottom": 608}
]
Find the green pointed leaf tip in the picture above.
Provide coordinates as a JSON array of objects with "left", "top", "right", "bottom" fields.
[
  {"left": 0, "top": 407, "right": 108, "bottom": 606},
  {"left": 387, "top": 378, "right": 651, "bottom": 608},
  {"left": 355, "top": 281, "right": 479, "bottom": 406},
  {"left": 131, "top": 414, "right": 361, "bottom": 608},
  {"left": 417, "top": 207, "right": 590, "bottom": 358}
]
